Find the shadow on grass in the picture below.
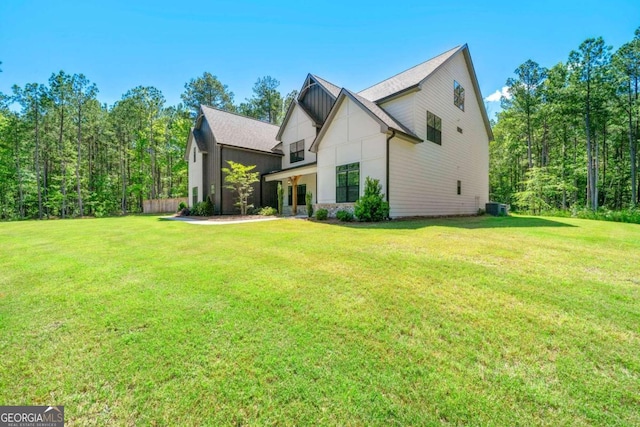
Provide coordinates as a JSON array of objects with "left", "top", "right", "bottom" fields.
[{"left": 313, "top": 215, "right": 577, "bottom": 230}]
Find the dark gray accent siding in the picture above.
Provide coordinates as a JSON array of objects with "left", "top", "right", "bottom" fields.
[
  {"left": 300, "top": 82, "right": 335, "bottom": 124},
  {"left": 220, "top": 147, "right": 282, "bottom": 214}
]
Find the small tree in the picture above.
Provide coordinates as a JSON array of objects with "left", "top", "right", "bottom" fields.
[
  {"left": 222, "top": 161, "right": 259, "bottom": 215},
  {"left": 277, "top": 182, "right": 284, "bottom": 215},
  {"left": 354, "top": 177, "right": 390, "bottom": 221},
  {"left": 305, "top": 191, "right": 314, "bottom": 218}
]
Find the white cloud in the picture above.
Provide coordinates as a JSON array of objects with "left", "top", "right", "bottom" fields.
[{"left": 484, "top": 86, "right": 511, "bottom": 103}]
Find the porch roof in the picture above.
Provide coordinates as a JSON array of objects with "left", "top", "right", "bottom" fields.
[{"left": 264, "top": 162, "right": 317, "bottom": 182}]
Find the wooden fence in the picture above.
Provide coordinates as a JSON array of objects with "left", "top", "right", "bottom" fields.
[{"left": 143, "top": 198, "right": 188, "bottom": 214}]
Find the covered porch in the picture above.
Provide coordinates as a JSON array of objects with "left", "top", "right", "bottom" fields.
[{"left": 264, "top": 163, "right": 317, "bottom": 216}]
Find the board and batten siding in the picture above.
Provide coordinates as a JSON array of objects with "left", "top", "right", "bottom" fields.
[
  {"left": 385, "top": 52, "right": 490, "bottom": 217},
  {"left": 280, "top": 103, "right": 317, "bottom": 170},
  {"left": 316, "top": 97, "right": 387, "bottom": 204},
  {"left": 219, "top": 147, "right": 282, "bottom": 214}
]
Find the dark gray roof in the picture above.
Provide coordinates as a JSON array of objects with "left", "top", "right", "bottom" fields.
[
  {"left": 358, "top": 45, "right": 462, "bottom": 101},
  {"left": 311, "top": 74, "right": 342, "bottom": 98},
  {"left": 191, "top": 128, "right": 207, "bottom": 152},
  {"left": 345, "top": 89, "right": 420, "bottom": 140},
  {"left": 200, "top": 105, "right": 279, "bottom": 153}
]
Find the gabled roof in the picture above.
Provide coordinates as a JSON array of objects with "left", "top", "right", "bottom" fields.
[
  {"left": 358, "top": 45, "right": 462, "bottom": 102},
  {"left": 192, "top": 128, "right": 207, "bottom": 152},
  {"left": 310, "top": 89, "right": 422, "bottom": 153},
  {"left": 199, "top": 105, "right": 280, "bottom": 154},
  {"left": 359, "top": 44, "right": 494, "bottom": 141},
  {"left": 347, "top": 90, "right": 420, "bottom": 140},
  {"left": 311, "top": 74, "right": 341, "bottom": 98}
]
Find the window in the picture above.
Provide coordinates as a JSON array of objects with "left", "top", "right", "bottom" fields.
[
  {"left": 288, "top": 184, "right": 306, "bottom": 205},
  {"left": 192, "top": 187, "right": 198, "bottom": 206},
  {"left": 336, "top": 163, "right": 360, "bottom": 203},
  {"left": 290, "top": 140, "right": 304, "bottom": 163},
  {"left": 454, "top": 81, "right": 465, "bottom": 111},
  {"left": 427, "top": 111, "right": 442, "bottom": 145},
  {"left": 193, "top": 147, "right": 196, "bottom": 162},
  {"left": 457, "top": 180, "right": 461, "bottom": 195},
  {"left": 457, "top": 126, "right": 463, "bottom": 134}
]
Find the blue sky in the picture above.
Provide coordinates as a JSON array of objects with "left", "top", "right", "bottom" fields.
[{"left": 1, "top": 1, "right": 638, "bottom": 118}]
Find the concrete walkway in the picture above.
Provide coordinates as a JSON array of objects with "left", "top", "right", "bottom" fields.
[{"left": 161, "top": 216, "right": 282, "bottom": 225}]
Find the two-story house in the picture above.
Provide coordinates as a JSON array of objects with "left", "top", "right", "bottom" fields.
[{"left": 187, "top": 44, "right": 493, "bottom": 217}]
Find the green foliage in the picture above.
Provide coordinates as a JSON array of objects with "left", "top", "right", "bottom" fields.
[
  {"left": 491, "top": 28, "right": 640, "bottom": 215},
  {"left": 178, "top": 201, "right": 187, "bottom": 211},
  {"left": 336, "top": 209, "right": 354, "bottom": 222},
  {"left": 305, "top": 191, "right": 313, "bottom": 218},
  {"left": 543, "top": 207, "right": 640, "bottom": 224},
  {"left": 190, "top": 201, "right": 212, "bottom": 216},
  {"left": 277, "top": 182, "right": 284, "bottom": 215},
  {"left": 237, "top": 76, "right": 283, "bottom": 124},
  {"left": 258, "top": 206, "right": 278, "bottom": 216},
  {"left": 221, "top": 161, "right": 259, "bottom": 215},
  {"left": 181, "top": 72, "right": 235, "bottom": 116},
  {"left": 315, "top": 208, "right": 328, "bottom": 220},
  {"left": 354, "top": 177, "right": 390, "bottom": 222},
  {"left": 514, "top": 167, "right": 562, "bottom": 214}
]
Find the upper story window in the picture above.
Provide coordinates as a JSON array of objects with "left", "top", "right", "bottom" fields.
[
  {"left": 193, "top": 147, "right": 196, "bottom": 162},
  {"left": 454, "top": 81, "right": 465, "bottom": 111},
  {"left": 290, "top": 140, "right": 304, "bottom": 163},
  {"left": 427, "top": 111, "right": 442, "bottom": 145}
]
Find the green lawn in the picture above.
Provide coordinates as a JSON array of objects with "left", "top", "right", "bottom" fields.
[{"left": 0, "top": 215, "right": 638, "bottom": 426}]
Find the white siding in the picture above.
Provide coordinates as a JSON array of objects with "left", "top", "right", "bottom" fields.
[
  {"left": 187, "top": 138, "right": 203, "bottom": 207},
  {"left": 316, "top": 97, "right": 387, "bottom": 204},
  {"left": 385, "top": 52, "right": 490, "bottom": 217},
  {"left": 280, "top": 104, "right": 317, "bottom": 169},
  {"left": 379, "top": 92, "right": 416, "bottom": 131}
]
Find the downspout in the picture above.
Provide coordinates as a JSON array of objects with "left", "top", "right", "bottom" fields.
[
  {"left": 386, "top": 130, "right": 395, "bottom": 204},
  {"left": 219, "top": 145, "right": 223, "bottom": 214}
]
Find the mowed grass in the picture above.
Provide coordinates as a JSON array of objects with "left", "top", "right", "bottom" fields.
[{"left": 0, "top": 215, "right": 638, "bottom": 426}]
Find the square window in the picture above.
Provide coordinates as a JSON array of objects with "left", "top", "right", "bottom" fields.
[{"left": 289, "top": 140, "right": 304, "bottom": 163}]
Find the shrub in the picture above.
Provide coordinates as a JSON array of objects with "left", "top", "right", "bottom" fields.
[
  {"left": 258, "top": 206, "right": 278, "bottom": 216},
  {"left": 177, "top": 207, "right": 191, "bottom": 216},
  {"left": 306, "top": 191, "right": 314, "bottom": 218},
  {"left": 190, "top": 202, "right": 206, "bottom": 216},
  {"left": 178, "top": 201, "right": 187, "bottom": 211},
  {"left": 336, "top": 209, "right": 354, "bottom": 222},
  {"left": 315, "top": 208, "right": 328, "bottom": 220},
  {"left": 354, "top": 177, "right": 390, "bottom": 222},
  {"left": 277, "top": 183, "right": 284, "bottom": 215}
]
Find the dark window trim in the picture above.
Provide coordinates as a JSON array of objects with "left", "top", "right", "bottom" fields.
[
  {"left": 288, "top": 184, "right": 307, "bottom": 205},
  {"left": 457, "top": 180, "right": 461, "bottom": 195},
  {"left": 193, "top": 147, "right": 196, "bottom": 162},
  {"left": 427, "top": 111, "right": 442, "bottom": 145},
  {"left": 336, "top": 162, "right": 360, "bottom": 203},
  {"left": 290, "top": 140, "right": 304, "bottom": 163}
]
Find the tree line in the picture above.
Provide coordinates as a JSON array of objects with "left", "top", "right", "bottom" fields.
[
  {"left": 0, "top": 71, "right": 295, "bottom": 220},
  {"left": 491, "top": 28, "right": 640, "bottom": 214}
]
